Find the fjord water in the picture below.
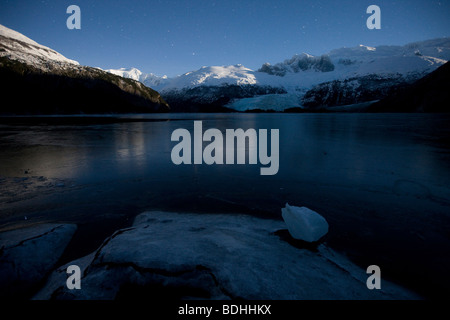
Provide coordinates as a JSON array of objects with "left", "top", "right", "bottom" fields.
[{"left": 1, "top": 113, "right": 450, "bottom": 298}]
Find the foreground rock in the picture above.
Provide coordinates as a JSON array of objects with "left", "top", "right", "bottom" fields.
[
  {"left": 0, "top": 223, "right": 77, "bottom": 298},
  {"left": 35, "top": 212, "right": 419, "bottom": 300}
]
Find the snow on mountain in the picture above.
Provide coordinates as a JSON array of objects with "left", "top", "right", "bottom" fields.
[
  {"left": 107, "top": 37, "right": 450, "bottom": 111},
  {"left": 0, "top": 24, "right": 169, "bottom": 114},
  {"left": 261, "top": 39, "right": 450, "bottom": 83},
  {"left": 259, "top": 53, "right": 335, "bottom": 76},
  {"left": 228, "top": 38, "right": 449, "bottom": 110},
  {"left": 0, "top": 24, "right": 40, "bottom": 46},
  {"left": 104, "top": 64, "right": 259, "bottom": 91},
  {"left": 0, "top": 24, "right": 79, "bottom": 69},
  {"left": 160, "top": 64, "right": 258, "bottom": 90},
  {"left": 103, "top": 67, "right": 169, "bottom": 88},
  {"left": 140, "top": 73, "right": 169, "bottom": 88},
  {"left": 104, "top": 67, "right": 143, "bottom": 81},
  {"left": 160, "top": 37, "right": 448, "bottom": 88}
]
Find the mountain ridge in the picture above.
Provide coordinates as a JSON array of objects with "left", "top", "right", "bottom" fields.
[
  {"left": 0, "top": 24, "right": 169, "bottom": 114},
  {"left": 105, "top": 37, "right": 450, "bottom": 112},
  {"left": 367, "top": 61, "right": 450, "bottom": 113},
  {"left": 2, "top": 23, "right": 449, "bottom": 113}
]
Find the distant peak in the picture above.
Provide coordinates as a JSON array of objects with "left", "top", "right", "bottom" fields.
[
  {"left": 301, "top": 52, "right": 315, "bottom": 58},
  {"left": 359, "top": 44, "right": 376, "bottom": 51},
  {"left": 291, "top": 53, "right": 315, "bottom": 59}
]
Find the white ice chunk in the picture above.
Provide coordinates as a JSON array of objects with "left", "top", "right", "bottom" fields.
[{"left": 281, "top": 204, "right": 329, "bottom": 242}]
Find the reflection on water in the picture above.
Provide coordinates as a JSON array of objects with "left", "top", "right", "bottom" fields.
[
  {"left": 1, "top": 113, "right": 449, "bottom": 215},
  {"left": 1, "top": 113, "right": 449, "bottom": 210},
  {"left": 0, "top": 113, "right": 450, "bottom": 298}
]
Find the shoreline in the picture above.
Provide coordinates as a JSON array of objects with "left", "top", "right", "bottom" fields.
[
  {"left": 1, "top": 113, "right": 449, "bottom": 299},
  {"left": 1, "top": 205, "right": 443, "bottom": 300},
  {"left": 2, "top": 210, "right": 420, "bottom": 300}
]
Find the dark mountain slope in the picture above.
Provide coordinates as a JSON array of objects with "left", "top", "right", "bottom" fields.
[
  {"left": 368, "top": 62, "right": 450, "bottom": 113},
  {"left": 0, "top": 57, "right": 170, "bottom": 114}
]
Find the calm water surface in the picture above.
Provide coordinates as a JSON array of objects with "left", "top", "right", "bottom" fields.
[{"left": 1, "top": 113, "right": 449, "bottom": 298}]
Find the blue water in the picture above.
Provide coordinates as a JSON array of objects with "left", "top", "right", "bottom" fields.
[{"left": 1, "top": 113, "right": 449, "bottom": 298}]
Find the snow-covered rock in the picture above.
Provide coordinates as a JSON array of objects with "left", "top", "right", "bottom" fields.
[
  {"left": 160, "top": 64, "right": 259, "bottom": 90},
  {"left": 259, "top": 53, "right": 335, "bottom": 76},
  {"left": 104, "top": 67, "right": 143, "bottom": 81},
  {"left": 0, "top": 223, "right": 77, "bottom": 298},
  {"left": 281, "top": 204, "right": 329, "bottom": 242},
  {"left": 0, "top": 24, "right": 79, "bottom": 69},
  {"left": 35, "top": 211, "right": 419, "bottom": 300},
  {"left": 301, "top": 74, "right": 410, "bottom": 109},
  {"left": 103, "top": 67, "right": 169, "bottom": 88}
]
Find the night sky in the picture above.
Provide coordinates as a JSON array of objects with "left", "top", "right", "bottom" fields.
[{"left": 0, "top": 0, "right": 449, "bottom": 76}]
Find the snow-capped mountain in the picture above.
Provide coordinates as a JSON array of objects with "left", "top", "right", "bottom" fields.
[
  {"left": 104, "top": 67, "right": 143, "bottom": 81},
  {"left": 103, "top": 67, "right": 169, "bottom": 88},
  {"left": 0, "top": 24, "right": 79, "bottom": 71},
  {"left": 160, "top": 64, "right": 258, "bottom": 89},
  {"left": 263, "top": 40, "right": 449, "bottom": 80},
  {"left": 0, "top": 24, "right": 169, "bottom": 114},
  {"left": 236, "top": 39, "right": 449, "bottom": 111},
  {"left": 107, "top": 37, "right": 450, "bottom": 111}
]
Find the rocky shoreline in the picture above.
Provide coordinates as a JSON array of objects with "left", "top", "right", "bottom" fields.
[{"left": 0, "top": 210, "right": 421, "bottom": 300}]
